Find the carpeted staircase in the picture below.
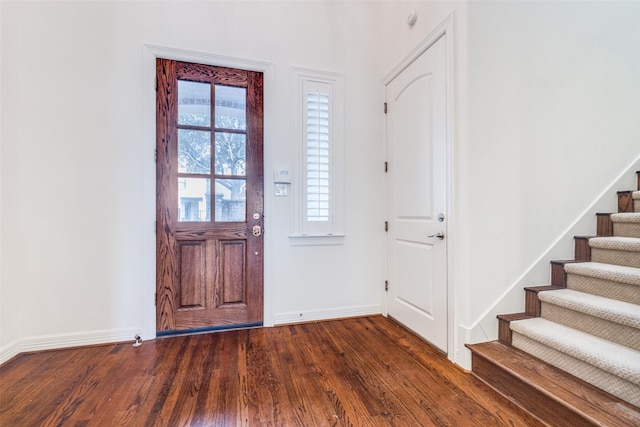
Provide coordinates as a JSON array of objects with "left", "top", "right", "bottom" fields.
[{"left": 467, "top": 171, "right": 640, "bottom": 426}]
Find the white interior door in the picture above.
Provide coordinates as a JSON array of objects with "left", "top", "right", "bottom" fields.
[{"left": 386, "top": 35, "right": 448, "bottom": 352}]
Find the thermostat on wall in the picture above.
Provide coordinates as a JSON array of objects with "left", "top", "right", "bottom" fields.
[{"left": 273, "top": 169, "right": 291, "bottom": 183}]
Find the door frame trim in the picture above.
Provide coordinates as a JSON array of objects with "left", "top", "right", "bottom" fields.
[
  {"left": 381, "top": 13, "right": 456, "bottom": 362},
  {"left": 141, "top": 45, "right": 275, "bottom": 340}
]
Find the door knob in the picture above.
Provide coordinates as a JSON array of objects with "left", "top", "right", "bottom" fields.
[
  {"left": 428, "top": 232, "right": 445, "bottom": 240},
  {"left": 252, "top": 225, "right": 262, "bottom": 237}
]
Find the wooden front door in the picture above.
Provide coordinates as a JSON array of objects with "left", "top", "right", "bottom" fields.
[
  {"left": 156, "top": 59, "right": 264, "bottom": 333},
  {"left": 386, "top": 35, "right": 448, "bottom": 352}
]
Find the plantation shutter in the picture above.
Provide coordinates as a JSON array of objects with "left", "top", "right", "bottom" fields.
[
  {"left": 306, "top": 92, "right": 330, "bottom": 221},
  {"left": 303, "top": 80, "right": 333, "bottom": 234}
]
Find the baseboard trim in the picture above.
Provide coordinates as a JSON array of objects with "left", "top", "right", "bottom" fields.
[
  {"left": 454, "top": 325, "right": 473, "bottom": 370},
  {"left": 0, "top": 328, "right": 138, "bottom": 366},
  {"left": 274, "top": 304, "right": 381, "bottom": 325},
  {"left": 0, "top": 340, "right": 21, "bottom": 366},
  {"left": 1, "top": 307, "right": 383, "bottom": 364}
]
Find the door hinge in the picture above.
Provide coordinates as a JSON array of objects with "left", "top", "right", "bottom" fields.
[
  {"left": 154, "top": 221, "right": 157, "bottom": 234},
  {"left": 384, "top": 102, "right": 387, "bottom": 114},
  {"left": 384, "top": 161, "right": 388, "bottom": 173},
  {"left": 385, "top": 280, "right": 389, "bottom": 291},
  {"left": 154, "top": 293, "right": 157, "bottom": 306},
  {"left": 385, "top": 221, "right": 388, "bottom": 232},
  {"left": 154, "top": 148, "right": 158, "bottom": 162},
  {"left": 154, "top": 76, "right": 158, "bottom": 91}
]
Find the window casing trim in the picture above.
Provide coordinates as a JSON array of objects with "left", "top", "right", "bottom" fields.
[{"left": 289, "top": 67, "right": 344, "bottom": 244}]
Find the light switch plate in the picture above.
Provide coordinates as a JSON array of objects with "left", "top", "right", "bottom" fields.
[{"left": 275, "top": 183, "right": 289, "bottom": 196}]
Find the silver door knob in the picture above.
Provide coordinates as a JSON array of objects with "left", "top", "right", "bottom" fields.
[
  {"left": 428, "top": 232, "right": 445, "bottom": 240},
  {"left": 252, "top": 225, "right": 262, "bottom": 237}
]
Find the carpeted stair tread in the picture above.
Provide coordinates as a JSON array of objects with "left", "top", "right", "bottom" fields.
[
  {"left": 510, "top": 317, "right": 640, "bottom": 384},
  {"left": 589, "top": 236, "right": 640, "bottom": 268},
  {"left": 611, "top": 212, "right": 640, "bottom": 223},
  {"left": 564, "top": 262, "right": 640, "bottom": 287},
  {"left": 589, "top": 236, "right": 640, "bottom": 252},
  {"left": 538, "top": 289, "right": 640, "bottom": 329},
  {"left": 611, "top": 213, "right": 640, "bottom": 237}
]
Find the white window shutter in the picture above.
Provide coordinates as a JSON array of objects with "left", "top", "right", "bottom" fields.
[
  {"left": 290, "top": 67, "right": 344, "bottom": 243},
  {"left": 306, "top": 91, "right": 331, "bottom": 222}
]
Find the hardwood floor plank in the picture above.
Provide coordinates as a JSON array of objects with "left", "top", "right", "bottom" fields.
[
  {"left": 188, "top": 330, "right": 241, "bottom": 426},
  {"left": 327, "top": 317, "right": 525, "bottom": 426},
  {"left": 0, "top": 316, "right": 537, "bottom": 426},
  {"left": 269, "top": 325, "right": 339, "bottom": 426}
]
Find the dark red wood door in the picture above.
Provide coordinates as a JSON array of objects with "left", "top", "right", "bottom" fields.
[{"left": 156, "top": 59, "right": 263, "bottom": 332}]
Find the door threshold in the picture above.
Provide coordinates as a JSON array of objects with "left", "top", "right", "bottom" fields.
[{"left": 157, "top": 322, "right": 263, "bottom": 338}]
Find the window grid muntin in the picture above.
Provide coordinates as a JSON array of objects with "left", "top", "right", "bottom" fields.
[{"left": 177, "top": 79, "right": 248, "bottom": 222}]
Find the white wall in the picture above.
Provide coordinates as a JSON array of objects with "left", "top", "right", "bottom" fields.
[
  {"left": 0, "top": 0, "right": 7, "bottom": 357},
  {"left": 0, "top": 0, "right": 386, "bottom": 362},
  {"left": 464, "top": 1, "right": 640, "bottom": 343},
  {"left": 2, "top": 0, "right": 639, "bottom": 370}
]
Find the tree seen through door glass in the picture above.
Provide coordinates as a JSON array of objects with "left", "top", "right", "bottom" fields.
[
  {"left": 215, "top": 133, "right": 246, "bottom": 176},
  {"left": 176, "top": 80, "right": 248, "bottom": 222},
  {"left": 178, "top": 129, "right": 211, "bottom": 174}
]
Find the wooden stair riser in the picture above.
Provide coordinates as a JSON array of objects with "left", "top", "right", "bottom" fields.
[
  {"left": 467, "top": 342, "right": 640, "bottom": 427},
  {"left": 619, "top": 191, "right": 634, "bottom": 213},
  {"left": 633, "top": 171, "right": 640, "bottom": 212},
  {"left": 497, "top": 317, "right": 512, "bottom": 345},
  {"left": 596, "top": 213, "right": 614, "bottom": 236},
  {"left": 469, "top": 352, "right": 591, "bottom": 426},
  {"left": 526, "top": 289, "right": 541, "bottom": 317},
  {"left": 574, "top": 236, "right": 592, "bottom": 261},
  {"left": 497, "top": 313, "right": 534, "bottom": 345},
  {"left": 551, "top": 260, "right": 582, "bottom": 287},
  {"left": 540, "top": 302, "right": 640, "bottom": 351},
  {"left": 524, "top": 286, "right": 565, "bottom": 317}
]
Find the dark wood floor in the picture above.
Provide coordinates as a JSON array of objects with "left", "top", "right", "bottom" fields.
[{"left": 0, "top": 316, "right": 541, "bottom": 426}]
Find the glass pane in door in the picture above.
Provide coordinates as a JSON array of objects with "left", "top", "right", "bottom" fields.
[
  {"left": 178, "top": 178, "right": 211, "bottom": 222},
  {"left": 215, "top": 179, "right": 246, "bottom": 222},
  {"left": 178, "top": 129, "right": 211, "bottom": 174},
  {"left": 214, "top": 132, "right": 246, "bottom": 175},
  {"left": 178, "top": 80, "right": 211, "bottom": 126},
  {"left": 215, "top": 85, "right": 246, "bottom": 130}
]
